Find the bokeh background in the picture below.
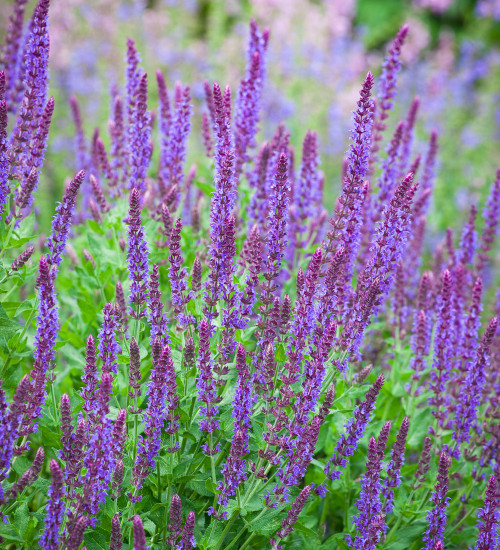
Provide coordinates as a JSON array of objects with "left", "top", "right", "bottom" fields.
[{"left": 2, "top": 0, "right": 500, "bottom": 234}]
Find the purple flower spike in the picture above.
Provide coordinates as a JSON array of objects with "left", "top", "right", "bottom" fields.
[
  {"left": 131, "top": 345, "right": 173, "bottom": 499},
  {"left": 370, "top": 25, "right": 409, "bottom": 166},
  {"left": 132, "top": 515, "right": 148, "bottom": 550},
  {"left": 351, "top": 428, "right": 390, "bottom": 550},
  {"left": 24, "top": 256, "right": 59, "bottom": 433},
  {"left": 423, "top": 452, "right": 451, "bottom": 550},
  {"left": 168, "top": 219, "right": 194, "bottom": 328},
  {"left": 98, "top": 303, "right": 119, "bottom": 376},
  {"left": 167, "top": 493, "right": 182, "bottom": 546},
  {"left": 81, "top": 335, "right": 98, "bottom": 417},
  {"left": 325, "top": 72, "right": 374, "bottom": 292},
  {"left": 196, "top": 318, "right": 220, "bottom": 436},
  {"left": 474, "top": 476, "right": 499, "bottom": 550},
  {"left": 275, "top": 484, "right": 312, "bottom": 541},
  {"left": 40, "top": 459, "right": 65, "bottom": 550},
  {"left": 0, "top": 95, "right": 9, "bottom": 217},
  {"left": 110, "top": 513, "right": 123, "bottom": 550},
  {"left": 180, "top": 511, "right": 196, "bottom": 550},
  {"left": 428, "top": 270, "right": 454, "bottom": 427},
  {"left": 234, "top": 19, "right": 268, "bottom": 176},
  {"left": 2, "top": 1, "right": 29, "bottom": 99},
  {"left": 128, "top": 72, "right": 151, "bottom": 196},
  {"left": 161, "top": 84, "right": 192, "bottom": 204},
  {"left": 126, "top": 188, "right": 150, "bottom": 316},
  {"left": 477, "top": 169, "right": 500, "bottom": 274},
  {"left": 383, "top": 416, "right": 409, "bottom": 514},
  {"left": 453, "top": 317, "right": 497, "bottom": 454},
  {"left": 148, "top": 263, "right": 170, "bottom": 345},
  {"left": 204, "top": 81, "right": 236, "bottom": 326},
  {"left": 264, "top": 152, "right": 290, "bottom": 285},
  {"left": 10, "top": 0, "right": 50, "bottom": 170},
  {"left": 46, "top": 170, "right": 85, "bottom": 268},
  {"left": 320, "top": 374, "right": 384, "bottom": 493},
  {"left": 66, "top": 516, "right": 88, "bottom": 550}
]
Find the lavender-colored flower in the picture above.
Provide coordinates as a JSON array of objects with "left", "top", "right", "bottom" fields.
[
  {"left": 264, "top": 152, "right": 290, "bottom": 285},
  {"left": 324, "top": 72, "right": 374, "bottom": 294},
  {"left": 319, "top": 374, "right": 384, "bottom": 494},
  {"left": 453, "top": 317, "right": 497, "bottom": 454},
  {"left": 109, "top": 94, "right": 125, "bottom": 194},
  {"left": 204, "top": 82, "right": 236, "bottom": 326},
  {"left": 80, "top": 417, "right": 116, "bottom": 519},
  {"left": 398, "top": 97, "right": 420, "bottom": 178},
  {"left": 161, "top": 83, "right": 192, "bottom": 203},
  {"left": 98, "top": 303, "right": 119, "bottom": 375},
  {"left": 474, "top": 475, "right": 499, "bottom": 550},
  {"left": 168, "top": 219, "right": 194, "bottom": 328},
  {"left": 9, "top": 0, "right": 50, "bottom": 171},
  {"left": 234, "top": 19, "right": 268, "bottom": 176},
  {"left": 148, "top": 263, "right": 170, "bottom": 344},
  {"left": 126, "top": 187, "right": 149, "bottom": 315},
  {"left": 217, "top": 345, "right": 253, "bottom": 506},
  {"left": 423, "top": 452, "right": 452, "bottom": 550},
  {"left": 477, "top": 169, "right": 500, "bottom": 273},
  {"left": 370, "top": 25, "right": 409, "bottom": 166},
  {"left": 131, "top": 345, "right": 173, "bottom": 499},
  {"left": 46, "top": 170, "right": 85, "bottom": 267},
  {"left": 24, "top": 256, "right": 58, "bottom": 432},
  {"left": 201, "top": 112, "right": 213, "bottom": 158},
  {"left": 0, "top": 94, "right": 8, "bottom": 217},
  {"left": 132, "top": 515, "right": 148, "bottom": 550},
  {"left": 110, "top": 513, "right": 123, "bottom": 550},
  {"left": 1, "top": 1, "right": 29, "bottom": 99},
  {"left": 196, "top": 318, "right": 220, "bottom": 436},
  {"left": 383, "top": 416, "right": 409, "bottom": 514},
  {"left": 69, "top": 94, "right": 87, "bottom": 174},
  {"left": 156, "top": 70, "right": 171, "bottom": 170},
  {"left": 418, "top": 130, "right": 439, "bottom": 216},
  {"left": 128, "top": 72, "right": 151, "bottom": 196},
  {"left": 14, "top": 96, "right": 54, "bottom": 221},
  {"left": 428, "top": 270, "right": 454, "bottom": 427},
  {"left": 351, "top": 428, "right": 390, "bottom": 550},
  {"left": 40, "top": 459, "right": 65, "bottom": 550}
]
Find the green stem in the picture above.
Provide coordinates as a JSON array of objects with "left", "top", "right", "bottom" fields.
[{"left": 212, "top": 511, "right": 240, "bottom": 550}]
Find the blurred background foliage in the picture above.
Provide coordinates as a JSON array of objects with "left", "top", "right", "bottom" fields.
[{"left": 1, "top": 0, "right": 500, "bottom": 236}]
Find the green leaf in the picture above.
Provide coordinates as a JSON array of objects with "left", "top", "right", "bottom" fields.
[
  {"left": 14, "top": 501, "right": 30, "bottom": 538},
  {"left": 248, "top": 508, "right": 281, "bottom": 536}
]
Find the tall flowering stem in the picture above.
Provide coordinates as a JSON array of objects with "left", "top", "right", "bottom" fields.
[
  {"left": 383, "top": 416, "right": 409, "bottom": 514},
  {"left": 423, "top": 452, "right": 452, "bottom": 550},
  {"left": 131, "top": 345, "right": 172, "bottom": 500},
  {"left": 204, "top": 82, "right": 236, "bottom": 327},
  {"left": 477, "top": 168, "right": 500, "bottom": 274},
  {"left": 474, "top": 476, "right": 499, "bottom": 550},
  {"left": 453, "top": 317, "right": 497, "bottom": 455},
  {"left": 350, "top": 425, "right": 390, "bottom": 550},
  {"left": 323, "top": 72, "right": 374, "bottom": 298},
  {"left": 318, "top": 374, "right": 384, "bottom": 496},
  {"left": 46, "top": 170, "right": 84, "bottom": 268},
  {"left": 126, "top": 188, "right": 149, "bottom": 318},
  {"left": 369, "top": 25, "right": 408, "bottom": 168},
  {"left": 234, "top": 19, "right": 268, "bottom": 177},
  {"left": 40, "top": 459, "right": 65, "bottom": 550}
]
